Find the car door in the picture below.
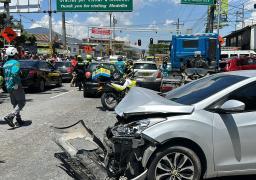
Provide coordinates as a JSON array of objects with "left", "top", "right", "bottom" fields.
[
  {"left": 47, "top": 63, "right": 60, "bottom": 84},
  {"left": 212, "top": 82, "right": 256, "bottom": 172}
]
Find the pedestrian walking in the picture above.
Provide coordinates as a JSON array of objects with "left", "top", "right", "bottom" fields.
[{"left": 2, "top": 47, "right": 25, "bottom": 128}]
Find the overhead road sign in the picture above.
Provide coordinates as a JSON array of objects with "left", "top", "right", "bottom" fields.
[
  {"left": 56, "top": 0, "right": 133, "bottom": 12},
  {"left": 181, "top": 0, "right": 214, "bottom": 5}
]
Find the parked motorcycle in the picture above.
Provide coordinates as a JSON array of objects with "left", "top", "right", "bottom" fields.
[{"left": 99, "top": 72, "right": 137, "bottom": 111}]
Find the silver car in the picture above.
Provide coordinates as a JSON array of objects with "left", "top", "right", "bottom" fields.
[
  {"left": 134, "top": 61, "right": 162, "bottom": 91},
  {"left": 53, "top": 70, "right": 256, "bottom": 180}
]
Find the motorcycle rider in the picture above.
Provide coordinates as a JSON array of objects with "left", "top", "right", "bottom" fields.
[
  {"left": 162, "top": 59, "right": 169, "bottom": 77},
  {"left": 85, "top": 54, "right": 93, "bottom": 68},
  {"left": 125, "top": 60, "right": 134, "bottom": 75},
  {"left": 2, "top": 47, "right": 25, "bottom": 127},
  {"left": 74, "top": 55, "right": 86, "bottom": 91},
  {"left": 115, "top": 56, "right": 125, "bottom": 75}
]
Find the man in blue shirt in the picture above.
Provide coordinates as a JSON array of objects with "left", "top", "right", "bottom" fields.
[{"left": 2, "top": 47, "right": 25, "bottom": 128}]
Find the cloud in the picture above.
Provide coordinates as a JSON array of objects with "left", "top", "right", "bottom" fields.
[
  {"left": 115, "top": 36, "right": 130, "bottom": 42},
  {"left": 30, "top": 15, "right": 89, "bottom": 40},
  {"left": 164, "top": 19, "right": 174, "bottom": 26}
]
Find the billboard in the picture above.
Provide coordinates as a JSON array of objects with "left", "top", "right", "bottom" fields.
[
  {"left": 56, "top": 0, "right": 133, "bottom": 12},
  {"left": 0, "top": 0, "right": 41, "bottom": 13},
  {"left": 91, "top": 28, "right": 111, "bottom": 36}
]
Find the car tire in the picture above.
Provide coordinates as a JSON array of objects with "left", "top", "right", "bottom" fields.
[
  {"left": 101, "top": 92, "right": 118, "bottom": 111},
  {"left": 147, "top": 146, "right": 202, "bottom": 180},
  {"left": 37, "top": 79, "right": 45, "bottom": 92}
]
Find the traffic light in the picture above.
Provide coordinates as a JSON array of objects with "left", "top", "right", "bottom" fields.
[
  {"left": 150, "top": 38, "right": 154, "bottom": 45},
  {"left": 138, "top": 39, "right": 141, "bottom": 46}
]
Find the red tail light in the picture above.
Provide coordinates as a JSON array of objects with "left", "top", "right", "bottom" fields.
[
  {"left": 156, "top": 71, "right": 162, "bottom": 78},
  {"left": 85, "top": 71, "right": 91, "bottom": 79},
  {"left": 29, "top": 70, "right": 37, "bottom": 77}
]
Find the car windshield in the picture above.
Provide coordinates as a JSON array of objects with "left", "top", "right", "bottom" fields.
[
  {"left": 19, "top": 61, "right": 39, "bottom": 68},
  {"left": 55, "top": 62, "right": 71, "bottom": 68},
  {"left": 134, "top": 63, "right": 157, "bottom": 70},
  {"left": 165, "top": 74, "right": 247, "bottom": 105}
]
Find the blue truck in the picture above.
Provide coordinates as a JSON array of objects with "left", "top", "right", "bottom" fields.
[
  {"left": 161, "top": 33, "right": 221, "bottom": 91},
  {"left": 171, "top": 33, "right": 221, "bottom": 72}
]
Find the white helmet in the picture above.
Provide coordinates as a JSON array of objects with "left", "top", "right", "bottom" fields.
[{"left": 6, "top": 47, "right": 18, "bottom": 57}]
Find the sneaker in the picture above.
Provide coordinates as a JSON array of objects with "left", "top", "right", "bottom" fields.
[
  {"left": 16, "top": 118, "right": 25, "bottom": 126},
  {"left": 4, "top": 116, "right": 15, "bottom": 128}
]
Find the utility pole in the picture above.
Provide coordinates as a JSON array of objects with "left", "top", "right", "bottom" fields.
[
  {"left": 112, "top": 15, "right": 117, "bottom": 55},
  {"left": 109, "top": 12, "right": 112, "bottom": 55},
  {"left": 3, "top": 1, "right": 10, "bottom": 26},
  {"left": 113, "top": 16, "right": 117, "bottom": 40},
  {"left": 217, "top": 0, "right": 221, "bottom": 35},
  {"left": 62, "top": 12, "right": 67, "bottom": 50},
  {"left": 173, "top": 18, "right": 184, "bottom": 35},
  {"left": 48, "top": 0, "right": 53, "bottom": 47},
  {"left": 242, "top": 4, "right": 245, "bottom": 28},
  {"left": 208, "top": 5, "right": 215, "bottom": 33}
]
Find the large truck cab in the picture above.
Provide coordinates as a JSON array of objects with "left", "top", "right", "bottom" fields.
[{"left": 171, "top": 33, "right": 221, "bottom": 73}]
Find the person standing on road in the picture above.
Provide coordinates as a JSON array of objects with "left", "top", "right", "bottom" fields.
[
  {"left": 75, "top": 55, "right": 86, "bottom": 91},
  {"left": 115, "top": 56, "right": 125, "bottom": 75},
  {"left": 2, "top": 47, "right": 25, "bottom": 127}
]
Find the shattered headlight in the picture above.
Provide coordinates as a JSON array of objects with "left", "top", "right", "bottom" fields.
[{"left": 112, "top": 118, "right": 166, "bottom": 137}]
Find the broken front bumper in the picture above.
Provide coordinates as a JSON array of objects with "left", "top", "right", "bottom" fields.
[{"left": 52, "top": 120, "right": 149, "bottom": 180}]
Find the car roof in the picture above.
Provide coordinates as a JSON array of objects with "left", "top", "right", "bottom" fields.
[{"left": 221, "top": 70, "right": 256, "bottom": 78}]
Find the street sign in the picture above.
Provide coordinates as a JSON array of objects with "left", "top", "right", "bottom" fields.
[
  {"left": 56, "top": 0, "right": 133, "bottom": 12},
  {"left": 1, "top": 27, "right": 17, "bottom": 43},
  {"left": 181, "top": 0, "right": 214, "bottom": 5}
]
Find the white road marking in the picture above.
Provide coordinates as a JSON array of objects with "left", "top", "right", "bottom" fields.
[{"left": 50, "top": 90, "right": 74, "bottom": 99}]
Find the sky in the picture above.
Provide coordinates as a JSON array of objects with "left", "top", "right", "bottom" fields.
[{"left": 6, "top": 0, "right": 256, "bottom": 49}]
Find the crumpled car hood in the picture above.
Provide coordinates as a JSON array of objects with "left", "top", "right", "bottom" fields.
[{"left": 115, "top": 87, "right": 194, "bottom": 117}]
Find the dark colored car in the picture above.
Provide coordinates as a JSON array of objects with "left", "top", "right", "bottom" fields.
[
  {"left": 54, "top": 61, "right": 72, "bottom": 82},
  {"left": 20, "top": 60, "right": 62, "bottom": 92},
  {"left": 225, "top": 57, "right": 256, "bottom": 72},
  {"left": 83, "top": 62, "right": 121, "bottom": 97}
]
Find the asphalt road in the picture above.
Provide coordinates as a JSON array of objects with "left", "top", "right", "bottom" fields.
[{"left": 0, "top": 84, "right": 255, "bottom": 180}]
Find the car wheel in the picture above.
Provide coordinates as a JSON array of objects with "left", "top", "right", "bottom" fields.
[
  {"left": 38, "top": 79, "right": 45, "bottom": 92},
  {"left": 147, "top": 146, "right": 202, "bottom": 180},
  {"left": 101, "top": 92, "right": 118, "bottom": 111}
]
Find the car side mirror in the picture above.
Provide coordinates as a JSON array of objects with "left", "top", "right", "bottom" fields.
[{"left": 219, "top": 100, "right": 245, "bottom": 113}]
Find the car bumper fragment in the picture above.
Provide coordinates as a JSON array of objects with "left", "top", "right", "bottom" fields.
[{"left": 52, "top": 120, "right": 149, "bottom": 180}]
